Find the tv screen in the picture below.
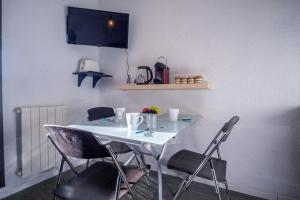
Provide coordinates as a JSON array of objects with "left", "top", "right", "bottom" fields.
[{"left": 67, "top": 7, "right": 129, "bottom": 48}]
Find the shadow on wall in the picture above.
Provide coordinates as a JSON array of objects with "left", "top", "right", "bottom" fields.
[
  {"left": 275, "top": 107, "right": 300, "bottom": 198},
  {"left": 289, "top": 107, "right": 300, "bottom": 193}
]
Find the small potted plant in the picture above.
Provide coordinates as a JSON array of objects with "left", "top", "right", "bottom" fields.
[
  {"left": 142, "top": 106, "right": 161, "bottom": 131},
  {"left": 142, "top": 106, "right": 161, "bottom": 115}
]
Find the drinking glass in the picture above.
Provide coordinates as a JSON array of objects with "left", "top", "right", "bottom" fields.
[
  {"left": 115, "top": 108, "right": 126, "bottom": 127},
  {"left": 146, "top": 114, "right": 157, "bottom": 131},
  {"left": 115, "top": 108, "right": 126, "bottom": 120}
]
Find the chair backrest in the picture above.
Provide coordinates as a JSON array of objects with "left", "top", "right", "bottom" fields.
[
  {"left": 87, "top": 107, "right": 115, "bottom": 121},
  {"left": 204, "top": 116, "right": 239, "bottom": 156},
  {"left": 221, "top": 116, "right": 239, "bottom": 142},
  {"left": 44, "top": 125, "right": 110, "bottom": 159}
]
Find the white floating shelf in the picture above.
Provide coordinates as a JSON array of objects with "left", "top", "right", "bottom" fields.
[{"left": 116, "top": 82, "right": 210, "bottom": 91}]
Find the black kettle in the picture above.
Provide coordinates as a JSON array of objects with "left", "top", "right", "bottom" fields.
[{"left": 134, "top": 66, "right": 153, "bottom": 85}]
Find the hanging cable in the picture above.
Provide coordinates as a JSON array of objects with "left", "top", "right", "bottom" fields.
[{"left": 124, "top": 50, "right": 131, "bottom": 83}]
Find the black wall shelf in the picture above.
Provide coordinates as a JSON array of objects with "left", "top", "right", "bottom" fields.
[{"left": 73, "top": 71, "right": 112, "bottom": 88}]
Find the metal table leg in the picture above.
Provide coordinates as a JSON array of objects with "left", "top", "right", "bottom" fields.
[
  {"left": 157, "top": 143, "right": 167, "bottom": 200},
  {"left": 129, "top": 142, "right": 168, "bottom": 200},
  {"left": 157, "top": 161, "right": 163, "bottom": 200}
]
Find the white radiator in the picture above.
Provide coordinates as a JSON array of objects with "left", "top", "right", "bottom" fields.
[{"left": 16, "top": 105, "right": 66, "bottom": 178}]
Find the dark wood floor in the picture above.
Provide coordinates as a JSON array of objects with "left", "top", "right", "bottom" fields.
[{"left": 3, "top": 168, "right": 264, "bottom": 200}]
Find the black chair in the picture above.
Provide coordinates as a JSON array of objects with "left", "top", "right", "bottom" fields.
[
  {"left": 87, "top": 107, "right": 116, "bottom": 121},
  {"left": 167, "top": 116, "right": 240, "bottom": 200},
  {"left": 87, "top": 107, "right": 132, "bottom": 154},
  {"left": 45, "top": 125, "right": 144, "bottom": 200}
]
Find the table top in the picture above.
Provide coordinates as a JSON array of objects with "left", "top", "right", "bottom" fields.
[{"left": 69, "top": 114, "right": 200, "bottom": 146}]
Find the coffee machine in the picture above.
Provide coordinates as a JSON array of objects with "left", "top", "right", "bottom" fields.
[{"left": 153, "top": 56, "right": 169, "bottom": 84}]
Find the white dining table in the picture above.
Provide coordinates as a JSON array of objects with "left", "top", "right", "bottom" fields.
[{"left": 69, "top": 114, "right": 200, "bottom": 200}]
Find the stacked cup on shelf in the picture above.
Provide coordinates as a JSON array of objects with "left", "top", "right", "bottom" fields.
[{"left": 174, "top": 75, "right": 203, "bottom": 84}]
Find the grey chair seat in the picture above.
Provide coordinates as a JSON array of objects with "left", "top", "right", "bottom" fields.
[
  {"left": 54, "top": 162, "right": 144, "bottom": 200},
  {"left": 167, "top": 150, "right": 227, "bottom": 182},
  {"left": 109, "top": 141, "right": 132, "bottom": 154}
]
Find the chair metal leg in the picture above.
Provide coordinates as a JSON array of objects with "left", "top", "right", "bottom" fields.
[
  {"left": 224, "top": 180, "right": 231, "bottom": 200},
  {"left": 124, "top": 153, "right": 136, "bottom": 166},
  {"left": 135, "top": 155, "right": 150, "bottom": 186},
  {"left": 139, "top": 154, "right": 147, "bottom": 168},
  {"left": 107, "top": 145, "right": 136, "bottom": 200},
  {"left": 56, "top": 158, "right": 65, "bottom": 187},
  {"left": 143, "top": 175, "right": 150, "bottom": 186},
  {"left": 140, "top": 154, "right": 151, "bottom": 176},
  {"left": 173, "top": 175, "right": 190, "bottom": 200},
  {"left": 115, "top": 173, "right": 121, "bottom": 200},
  {"left": 210, "top": 161, "right": 222, "bottom": 200}
]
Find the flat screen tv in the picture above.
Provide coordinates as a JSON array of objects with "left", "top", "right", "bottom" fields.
[{"left": 67, "top": 7, "right": 129, "bottom": 49}]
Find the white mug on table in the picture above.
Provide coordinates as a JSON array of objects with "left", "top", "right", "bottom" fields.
[
  {"left": 126, "top": 113, "right": 143, "bottom": 131},
  {"left": 169, "top": 108, "right": 179, "bottom": 121}
]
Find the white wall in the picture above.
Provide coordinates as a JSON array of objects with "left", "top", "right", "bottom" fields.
[
  {"left": 1, "top": 0, "right": 105, "bottom": 195},
  {"left": 98, "top": 0, "right": 300, "bottom": 199}
]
